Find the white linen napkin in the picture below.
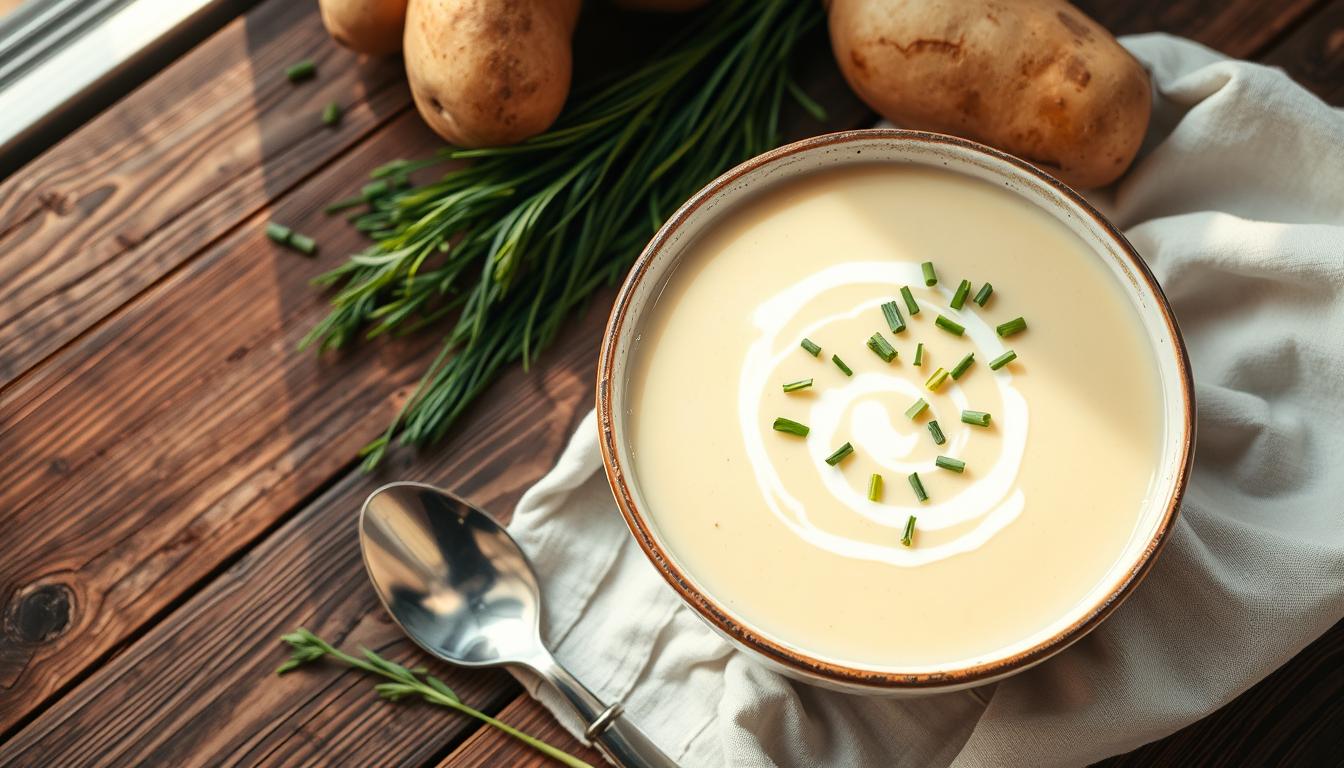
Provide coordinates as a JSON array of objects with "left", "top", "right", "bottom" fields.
[{"left": 505, "top": 34, "right": 1344, "bottom": 766}]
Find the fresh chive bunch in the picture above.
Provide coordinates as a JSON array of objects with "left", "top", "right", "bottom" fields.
[{"left": 306, "top": 0, "right": 824, "bottom": 469}]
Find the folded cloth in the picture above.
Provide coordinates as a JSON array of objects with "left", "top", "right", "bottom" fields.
[{"left": 505, "top": 34, "right": 1344, "bottom": 766}]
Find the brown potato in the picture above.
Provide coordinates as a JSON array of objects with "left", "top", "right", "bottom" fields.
[
  {"left": 828, "top": 0, "right": 1151, "bottom": 188},
  {"left": 404, "top": 0, "right": 581, "bottom": 148},
  {"left": 319, "top": 0, "right": 407, "bottom": 57}
]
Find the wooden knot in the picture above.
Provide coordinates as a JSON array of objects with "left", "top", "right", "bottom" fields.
[{"left": 4, "top": 582, "right": 74, "bottom": 645}]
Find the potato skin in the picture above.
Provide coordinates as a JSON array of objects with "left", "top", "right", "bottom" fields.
[
  {"left": 405, "top": 0, "right": 582, "bottom": 147},
  {"left": 319, "top": 0, "right": 407, "bottom": 57},
  {"left": 829, "top": 0, "right": 1151, "bottom": 188}
]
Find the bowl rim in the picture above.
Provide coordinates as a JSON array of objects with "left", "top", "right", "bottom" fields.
[{"left": 595, "top": 128, "right": 1195, "bottom": 689}]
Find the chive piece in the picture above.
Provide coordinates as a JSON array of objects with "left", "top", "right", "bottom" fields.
[
  {"left": 867, "top": 332, "right": 897, "bottom": 363},
  {"left": 925, "top": 367, "right": 949, "bottom": 391},
  {"left": 782, "top": 378, "right": 813, "bottom": 393},
  {"left": 288, "top": 233, "right": 318, "bottom": 255},
  {"left": 936, "top": 455, "right": 966, "bottom": 473},
  {"left": 904, "top": 398, "right": 928, "bottom": 419},
  {"left": 265, "top": 222, "right": 293, "bottom": 245},
  {"left": 950, "top": 353, "right": 975, "bottom": 380},
  {"left": 832, "top": 354, "right": 853, "bottom": 376},
  {"left": 901, "top": 286, "right": 920, "bottom": 315},
  {"left": 928, "top": 420, "right": 946, "bottom": 445},
  {"left": 997, "top": 316, "right": 1028, "bottom": 337},
  {"left": 989, "top": 350, "right": 1017, "bottom": 370},
  {"left": 825, "top": 442, "right": 854, "bottom": 466},
  {"left": 973, "top": 282, "right": 994, "bottom": 306},
  {"left": 921, "top": 261, "right": 938, "bottom": 286},
  {"left": 881, "top": 301, "right": 906, "bottom": 333},
  {"left": 324, "top": 195, "right": 365, "bottom": 215},
  {"left": 362, "top": 180, "right": 390, "bottom": 200},
  {"left": 902, "top": 515, "right": 917, "bottom": 546},
  {"left": 285, "top": 59, "right": 316, "bottom": 82},
  {"left": 868, "top": 473, "right": 882, "bottom": 502},
  {"left": 800, "top": 338, "right": 821, "bottom": 357},
  {"left": 951, "top": 279, "right": 971, "bottom": 310},
  {"left": 962, "top": 410, "right": 992, "bottom": 427},
  {"left": 772, "top": 417, "right": 810, "bottom": 437},
  {"left": 914, "top": 342, "right": 924, "bottom": 367},
  {"left": 908, "top": 473, "right": 928, "bottom": 503},
  {"left": 934, "top": 314, "right": 965, "bottom": 336},
  {"left": 322, "top": 101, "right": 342, "bottom": 126}
]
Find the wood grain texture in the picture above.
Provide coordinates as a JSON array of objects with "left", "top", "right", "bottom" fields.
[
  {"left": 439, "top": 695, "right": 602, "bottom": 768},
  {"left": 1261, "top": 0, "right": 1344, "bottom": 104},
  {"left": 1072, "top": 0, "right": 1327, "bottom": 58},
  {"left": 0, "top": 0, "right": 409, "bottom": 388}
]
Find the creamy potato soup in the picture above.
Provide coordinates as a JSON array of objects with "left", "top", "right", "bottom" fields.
[{"left": 626, "top": 164, "right": 1166, "bottom": 668}]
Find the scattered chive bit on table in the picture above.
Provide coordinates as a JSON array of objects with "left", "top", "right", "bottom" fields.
[
  {"left": 989, "top": 349, "right": 1018, "bottom": 370},
  {"left": 928, "top": 420, "right": 946, "bottom": 445},
  {"left": 800, "top": 337, "right": 821, "bottom": 357},
  {"left": 904, "top": 397, "right": 928, "bottom": 419},
  {"left": 285, "top": 59, "right": 316, "bottom": 83},
  {"left": 951, "top": 279, "right": 972, "bottom": 310},
  {"left": 782, "top": 378, "right": 813, "bottom": 393},
  {"left": 825, "top": 442, "right": 854, "bottom": 466},
  {"left": 288, "top": 232, "right": 318, "bottom": 255},
  {"left": 901, "top": 285, "right": 920, "bottom": 315},
  {"left": 914, "top": 342, "right": 924, "bottom": 366},
  {"left": 974, "top": 282, "right": 994, "bottom": 306},
  {"left": 265, "top": 221, "right": 317, "bottom": 255},
  {"left": 881, "top": 300, "right": 906, "bottom": 333},
  {"left": 868, "top": 473, "right": 883, "bottom": 502},
  {"left": 866, "top": 332, "right": 897, "bottom": 363},
  {"left": 321, "top": 101, "right": 342, "bottom": 126},
  {"left": 832, "top": 354, "right": 853, "bottom": 376},
  {"left": 902, "top": 515, "right": 917, "bottom": 547},
  {"left": 962, "top": 409, "right": 992, "bottom": 427},
  {"left": 996, "top": 316, "right": 1028, "bottom": 337},
  {"left": 907, "top": 473, "right": 928, "bottom": 503},
  {"left": 772, "top": 417, "right": 809, "bottom": 437},
  {"left": 950, "top": 352, "right": 975, "bottom": 380},
  {"left": 925, "top": 367, "right": 949, "bottom": 391},
  {"left": 264, "top": 222, "right": 292, "bottom": 244},
  {"left": 921, "top": 261, "right": 938, "bottom": 286},
  {"left": 934, "top": 314, "right": 965, "bottom": 336},
  {"left": 936, "top": 455, "right": 967, "bottom": 473}
]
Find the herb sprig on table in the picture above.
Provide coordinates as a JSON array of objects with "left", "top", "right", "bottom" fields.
[
  {"left": 277, "top": 629, "right": 593, "bottom": 767},
  {"left": 306, "top": 0, "right": 824, "bottom": 469}
]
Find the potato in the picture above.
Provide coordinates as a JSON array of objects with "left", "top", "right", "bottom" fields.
[
  {"left": 319, "top": 0, "right": 407, "bottom": 57},
  {"left": 404, "top": 0, "right": 581, "bottom": 148},
  {"left": 828, "top": 0, "right": 1151, "bottom": 188},
  {"left": 613, "top": 0, "right": 711, "bottom": 11}
]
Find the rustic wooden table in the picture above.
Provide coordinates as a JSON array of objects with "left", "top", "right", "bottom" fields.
[{"left": 1, "top": 1, "right": 1341, "bottom": 765}]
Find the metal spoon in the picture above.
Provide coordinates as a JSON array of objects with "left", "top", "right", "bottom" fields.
[{"left": 359, "top": 481, "right": 678, "bottom": 768}]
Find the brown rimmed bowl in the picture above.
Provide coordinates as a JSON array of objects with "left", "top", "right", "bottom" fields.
[{"left": 596, "top": 129, "right": 1195, "bottom": 695}]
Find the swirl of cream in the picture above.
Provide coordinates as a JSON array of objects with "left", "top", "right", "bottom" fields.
[{"left": 739, "top": 262, "right": 1028, "bottom": 567}]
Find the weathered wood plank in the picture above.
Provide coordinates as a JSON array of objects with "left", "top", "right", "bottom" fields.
[
  {"left": 440, "top": 695, "right": 602, "bottom": 768},
  {"left": 1072, "top": 0, "right": 1326, "bottom": 58},
  {"left": 0, "top": 0, "right": 409, "bottom": 387},
  {"left": 1260, "top": 0, "right": 1344, "bottom": 104}
]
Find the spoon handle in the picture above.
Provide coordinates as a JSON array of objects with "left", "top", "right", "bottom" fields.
[{"left": 534, "top": 654, "right": 679, "bottom": 768}]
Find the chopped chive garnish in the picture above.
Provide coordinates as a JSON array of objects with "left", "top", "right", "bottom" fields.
[
  {"left": 881, "top": 301, "right": 906, "bottom": 333},
  {"left": 914, "top": 342, "right": 924, "bottom": 366},
  {"left": 866, "top": 332, "right": 897, "bottom": 363},
  {"left": 950, "top": 353, "right": 975, "bottom": 380},
  {"left": 288, "top": 233, "right": 318, "bottom": 255},
  {"left": 868, "top": 473, "right": 882, "bottom": 502},
  {"left": 962, "top": 410, "right": 992, "bottom": 427},
  {"left": 908, "top": 473, "right": 928, "bottom": 503},
  {"left": 900, "top": 285, "right": 920, "bottom": 315},
  {"left": 801, "top": 338, "right": 821, "bottom": 357},
  {"left": 936, "top": 455, "right": 966, "bottom": 473},
  {"left": 772, "top": 417, "right": 810, "bottom": 437},
  {"left": 928, "top": 420, "right": 946, "bottom": 445},
  {"left": 285, "top": 59, "right": 316, "bottom": 82},
  {"left": 904, "top": 398, "right": 928, "bottom": 419},
  {"left": 934, "top": 314, "right": 965, "bottom": 336},
  {"left": 997, "top": 316, "right": 1028, "bottom": 337},
  {"left": 782, "top": 378, "right": 813, "bottom": 393},
  {"left": 832, "top": 354, "right": 853, "bottom": 376},
  {"left": 925, "top": 367, "right": 949, "bottom": 391},
  {"left": 362, "top": 180, "right": 390, "bottom": 199},
  {"left": 902, "top": 515, "right": 917, "bottom": 546},
  {"left": 825, "top": 442, "right": 854, "bottom": 466},
  {"left": 921, "top": 261, "right": 938, "bottom": 286},
  {"left": 264, "top": 222, "right": 292, "bottom": 244},
  {"left": 324, "top": 195, "right": 364, "bottom": 215},
  {"left": 974, "top": 282, "right": 994, "bottom": 306},
  {"left": 322, "top": 101, "right": 342, "bottom": 126},
  {"left": 989, "top": 350, "right": 1017, "bottom": 370},
  {"left": 951, "top": 279, "right": 971, "bottom": 309}
]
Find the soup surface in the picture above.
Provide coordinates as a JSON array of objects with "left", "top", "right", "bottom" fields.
[{"left": 626, "top": 164, "right": 1165, "bottom": 669}]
